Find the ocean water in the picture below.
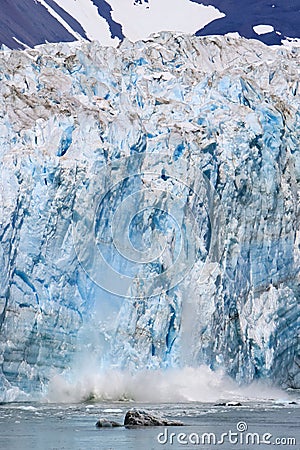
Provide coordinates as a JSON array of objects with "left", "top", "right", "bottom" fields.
[{"left": 0, "top": 398, "right": 299, "bottom": 450}]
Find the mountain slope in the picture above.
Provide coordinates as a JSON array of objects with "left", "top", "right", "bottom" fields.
[{"left": 1, "top": 0, "right": 299, "bottom": 49}]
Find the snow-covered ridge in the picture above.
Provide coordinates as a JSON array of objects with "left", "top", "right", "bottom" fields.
[
  {"left": 0, "top": 33, "right": 299, "bottom": 400},
  {"left": 1, "top": 0, "right": 300, "bottom": 50},
  {"left": 48, "top": 0, "right": 224, "bottom": 45}
]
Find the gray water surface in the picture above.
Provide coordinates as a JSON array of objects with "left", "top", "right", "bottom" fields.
[{"left": 0, "top": 401, "right": 299, "bottom": 450}]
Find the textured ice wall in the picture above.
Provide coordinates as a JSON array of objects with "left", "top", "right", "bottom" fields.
[{"left": 0, "top": 33, "right": 299, "bottom": 399}]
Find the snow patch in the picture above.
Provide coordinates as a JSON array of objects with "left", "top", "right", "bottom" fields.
[
  {"left": 54, "top": 0, "right": 120, "bottom": 46},
  {"left": 253, "top": 24, "right": 275, "bottom": 35},
  {"left": 108, "top": 0, "right": 225, "bottom": 42}
]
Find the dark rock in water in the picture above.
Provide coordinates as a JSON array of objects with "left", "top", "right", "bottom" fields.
[
  {"left": 124, "top": 409, "right": 183, "bottom": 427},
  {"left": 289, "top": 401, "right": 297, "bottom": 405},
  {"left": 96, "top": 418, "right": 122, "bottom": 428},
  {"left": 227, "top": 401, "right": 242, "bottom": 406},
  {"left": 215, "top": 401, "right": 242, "bottom": 407}
]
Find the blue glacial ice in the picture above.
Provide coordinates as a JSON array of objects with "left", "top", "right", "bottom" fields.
[{"left": 0, "top": 33, "right": 299, "bottom": 401}]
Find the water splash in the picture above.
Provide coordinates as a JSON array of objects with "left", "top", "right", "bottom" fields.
[{"left": 46, "top": 364, "right": 285, "bottom": 403}]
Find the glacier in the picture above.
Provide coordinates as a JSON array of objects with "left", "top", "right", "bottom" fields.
[{"left": 0, "top": 33, "right": 299, "bottom": 401}]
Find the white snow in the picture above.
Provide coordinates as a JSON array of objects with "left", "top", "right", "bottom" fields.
[
  {"left": 53, "top": 0, "right": 225, "bottom": 45},
  {"left": 108, "top": 0, "right": 225, "bottom": 42},
  {"left": 12, "top": 37, "right": 31, "bottom": 49},
  {"left": 253, "top": 24, "right": 274, "bottom": 35},
  {"left": 54, "top": 0, "right": 121, "bottom": 46}
]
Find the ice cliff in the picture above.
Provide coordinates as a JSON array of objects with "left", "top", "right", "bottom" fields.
[{"left": 0, "top": 33, "right": 299, "bottom": 400}]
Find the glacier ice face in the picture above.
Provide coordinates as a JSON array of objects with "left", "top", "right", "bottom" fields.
[{"left": 0, "top": 33, "right": 299, "bottom": 400}]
